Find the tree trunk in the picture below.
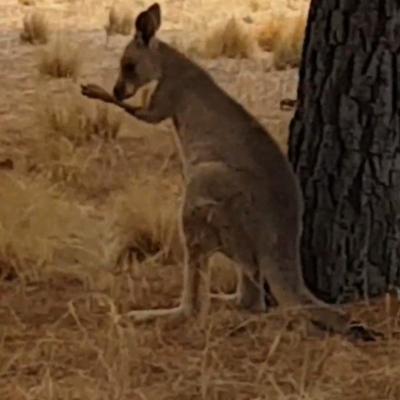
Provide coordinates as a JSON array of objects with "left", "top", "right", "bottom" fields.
[{"left": 288, "top": 0, "right": 400, "bottom": 304}]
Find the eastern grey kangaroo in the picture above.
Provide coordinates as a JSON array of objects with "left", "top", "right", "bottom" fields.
[{"left": 81, "top": 3, "right": 380, "bottom": 340}]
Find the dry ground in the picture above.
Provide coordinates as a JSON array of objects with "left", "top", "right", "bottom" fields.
[{"left": 1, "top": 0, "right": 400, "bottom": 399}]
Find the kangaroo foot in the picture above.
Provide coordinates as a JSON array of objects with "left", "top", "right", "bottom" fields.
[
  {"left": 124, "top": 304, "right": 191, "bottom": 322},
  {"left": 310, "top": 318, "right": 384, "bottom": 342},
  {"left": 210, "top": 292, "right": 239, "bottom": 302},
  {"left": 346, "top": 321, "right": 384, "bottom": 342}
]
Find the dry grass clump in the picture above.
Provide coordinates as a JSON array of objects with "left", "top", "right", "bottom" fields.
[
  {"left": 105, "top": 3, "right": 133, "bottom": 38},
  {"left": 18, "top": 0, "right": 36, "bottom": 6},
  {"left": 37, "top": 87, "right": 123, "bottom": 146},
  {"left": 0, "top": 173, "right": 108, "bottom": 282},
  {"left": 18, "top": 0, "right": 36, "bottom": 5},
  {"left": 20, "top": 11, "right": 50, "bottom": 45},
  {"left": 26, "top": 86, "right": 124, "bottom": 187},
  {"left": 198, "top": 17, "right": 257, "bottom": 59},
  {"left": 249, "top": 0, "right": 261, "bottom": 12},
  {"left": 37, "top": 36, "right": 83, "bottom": 79},
  {"left": 257, "top": 14, "right": 283, "bottom": 52},
  {"left": 110, "top": 177, "right": 181, "bottom": 265},
  {"left": 258, "top": 12, "right": 307, "bottom": 69},
  {"left": 248, "top": 0, "right": 271, "bottom": 12}
]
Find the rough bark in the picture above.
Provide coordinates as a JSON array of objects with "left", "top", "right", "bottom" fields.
[{"left": 288, "top": 0, "right": 400, "bottom": 304}]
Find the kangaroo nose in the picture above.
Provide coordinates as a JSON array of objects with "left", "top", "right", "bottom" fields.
[{"left": 113, "top": 86, "right": 123, "bottom": 101}]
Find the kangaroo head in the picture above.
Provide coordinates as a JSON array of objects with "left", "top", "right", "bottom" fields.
[{"left": 113, "top": 3, "right": 162, "bottom": 101}]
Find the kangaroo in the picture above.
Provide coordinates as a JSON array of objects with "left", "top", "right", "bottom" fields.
[{"left": 81, "top": 3, "right": 380, "bottom": 340}]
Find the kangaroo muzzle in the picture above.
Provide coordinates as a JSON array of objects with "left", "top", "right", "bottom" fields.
[
  {"left": 113, "top": 85, "right": 124, "bottom": 101},
  {"left": 113, "top": 79, "right": 137, "bottom": 101}
]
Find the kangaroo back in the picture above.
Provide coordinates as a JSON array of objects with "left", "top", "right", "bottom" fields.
[{"left": 106, "top": 3, "right": 379, "bottom": 340}]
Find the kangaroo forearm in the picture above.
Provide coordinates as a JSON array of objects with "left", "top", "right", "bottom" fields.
[
  {"left": 114, "top": 100, "right": 139, "bottom": 116},
  {"left": 116, "top": 101, "right": 166, "bottom": 124}
]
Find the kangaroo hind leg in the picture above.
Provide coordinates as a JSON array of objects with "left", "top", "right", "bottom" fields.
[
  {"left": 209, "top": 265, "right": 271, "bottom": 313},
  {"left": 125, "top": 199, "right": 218, "bottom": 322},
  {"left": 259, "top": 241, "right": 350, "bottom": 335},
  {"left": 178, "top": 197, "right": 223, "bottom": 322},
  {"left": 235, "top": 267, "right": 268, "bottom": 313}
]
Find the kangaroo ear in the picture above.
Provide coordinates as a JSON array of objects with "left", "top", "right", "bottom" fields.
[
  {"left": 135, "top": 3, "right": 161, "bottom": 45},
  {"left": 147, "top": 3, "right": 161, "bottom": 31}
]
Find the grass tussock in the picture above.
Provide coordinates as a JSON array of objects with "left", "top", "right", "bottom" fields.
[
  {"left": 110, "top": 177, "right": 181, "bottom": 265},
  {"left": 0, "top": 174, "right": 109, "bottom": 282},
  {"left": 18, "top": 0, "right": 36, "bottom": 5},
  {"left": 258, "top": 11, "right": 307, "bottom": 69},
  {"left": 37, "top": 86, "right": 123, "bottom": 146},
  {"left": 37, "top": 37, "right": 83, "bottom": 79},
  {"left": 20, "top": 11, "right": 50, "bottom": 45},
  {"left": 26, "top": 86, "right": 124, "bottom": 190},
  {"left": 199, "top": 17, "right": 257, "bottom": 59},
  {"left": 248, "top": 0, "right": 260, "bottom": 12},
  {"left": 248, "top": 0, "right": 271, "bottom": 12},
  {"left": 105, "top": 3, "right": 133, "bottom": 37}
]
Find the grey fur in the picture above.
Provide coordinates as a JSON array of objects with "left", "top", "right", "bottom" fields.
[{"left": 81, "top": 3, "right": 362, "bottom": 336}]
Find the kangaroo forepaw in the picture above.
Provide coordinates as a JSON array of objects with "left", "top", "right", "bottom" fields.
[
  {"left": 80, "top": 83, "right": 115, "bottom": 103},
  {"left": 347, "top": 321, "right": 384, "bottom": 342}
]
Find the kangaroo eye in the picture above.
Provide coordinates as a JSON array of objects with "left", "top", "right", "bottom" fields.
[{"left": 123, "top": 62, "right": 136, "bottom": 74}]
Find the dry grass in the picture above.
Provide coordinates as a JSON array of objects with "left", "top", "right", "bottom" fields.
[
  {"left": 105, "top": 3, "right": 134, "bottom": 38},
  {"left": 20, "top": 11, "right": 50, "bottom": 45},
  {"left": 37, "top": 86, "right": 123, "bottom": 145},
  {"left": 37, "top": 36, "right": 83, "bottom": 78},
  {"left": 24, "top": 85, "right": 125, "bottom": 189},
  {"left": 0, "top": 0, "right": 399, "bottom": 399},
  {"left": 111, "top": 176, "right": 181, "bottom": 264},
  {"left": 248, "top": 0, "right": 260, "bottom": 12},
  {"left": 18, "top": 0, "right": 36, "bottom": 5},
  {"left": 258, "top": 11, "right": 307, "bottom": 69},
  {"left": 0, "top": 173, "right": 109, "bottom": 282},
  {"left": 195, "top": 17, "right": 257, "bottom": 59}
]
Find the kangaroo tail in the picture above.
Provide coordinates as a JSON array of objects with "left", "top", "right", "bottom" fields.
[{"left": 259, "top": 254, "right": 351, "bottom": 335}]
